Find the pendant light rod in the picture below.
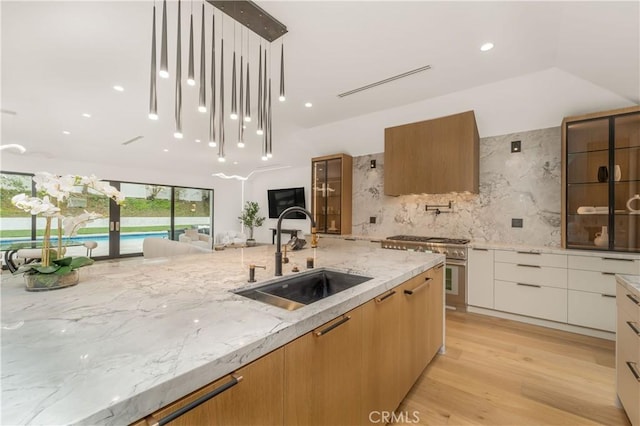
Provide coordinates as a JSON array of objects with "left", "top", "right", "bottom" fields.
[
  {"left": 279, "top": 39, "right": 285, "bottom": 102},
  {"left": 187, "top": 2, "right": 195, "bottom": 86},
  {"left": 267, "top": 77, "right": 272, "bottom": 157},
  {"left": 244, "top": 30, "right": 251, "bottom": 122},
  {"left": 198, "top": 3, "right": 207, "bottom": 113},
  {"left": 209, "top": 10, "right": 216, "bottom": 147},
  {"left": 218, "top": 24, "right": 225, "bottom": 161},
  {"left": 149, "top": 3, "right": 158, "bottom": 120},
  {"left": 174, "top": 0, "right": 183, "bottom": 139},
  {"left": 262, "top": 47, "right": 267, "bottom": 133},
  {"left": 256, "top": 42, "right": 263, "bottom": 135},
  {"left": 159, "top": 0, "right": 169, "bottom": 78}
]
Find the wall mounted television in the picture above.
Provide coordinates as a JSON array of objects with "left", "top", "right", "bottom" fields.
[{"left": 267, "top": 187, "right": 306, "bottom": 219}]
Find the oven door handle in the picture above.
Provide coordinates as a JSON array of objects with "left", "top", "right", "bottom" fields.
[{"left": 446, "top": 260, "right": 466, "bottom": 267}]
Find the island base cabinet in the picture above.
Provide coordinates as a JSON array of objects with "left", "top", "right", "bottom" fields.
[
  {"left": 133, "top": 348, "right": 284, "bottom": 426},
  {"left": 427, "top": 264, "right": 445, "bottom": 361},
  {"left": 284, "top": 308, "right": 363, "bottom": 426}
]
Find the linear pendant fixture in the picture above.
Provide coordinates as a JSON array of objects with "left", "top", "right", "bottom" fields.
[
  {"left": 244, "top": 32, "right": 251, "bottom": 122},
  {"left": 267, "top": 77, "right": 272, "bottom": 158},
  {"left": 159, "top": 0, "right": 169, "bottom": 78},
  {"left": 262, "top": 47, "right": 267, "bottom": 135},
  {"left": 148, "top": 3, "right": 158, "bottom": 120},
  {"left": 279, "top": 40, "right": 285, "bottom": 102},
  {"left": 230, "top": 50, "right": 237, "bottom": 119},
  {"left": 238, "top": 42, "right": 245, "bottom": 148},
  {"left": 174, "top": 0, "right": 183, "bottom": 139},
  {"left": 208, "top": 11, "right": 216, "bottom": 147},
  {"left": 187, "top": 4, "right": 195, "bottom": 86},
  {"left": 256, "top": 44, "right": 263, "bottom": 135},
  {"left": 218, "top": 31, "right": 225, "bottom": 161},
  {"left": 198, "top": 3, "right": 206, "bottom": 113}
]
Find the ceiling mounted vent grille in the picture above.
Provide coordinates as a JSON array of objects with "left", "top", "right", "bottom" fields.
[
  {"left": 122, "top": 136, "right": 144, "bottom": 145},
  {"left": 337, "top": 65, "right": 431, "bottom": 98}
]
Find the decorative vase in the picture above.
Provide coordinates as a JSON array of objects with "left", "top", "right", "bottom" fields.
[
  {"left": 246, "top": 239, "right": 256, "bottom": 247},
  {"left": 597, "top": 166, "right": 608, "bottom": 183},
  {"left": 24, "top": 269, "right": 79, "bottom": 292},
  {"left": 628, "top": 194, "right": 640, "bottom": 213},
  {"left": 593, "top": 226, "right": 608, "bottom": 247},
  {"left": 614, "top": 164, "right": 621, "bottom": 182}
]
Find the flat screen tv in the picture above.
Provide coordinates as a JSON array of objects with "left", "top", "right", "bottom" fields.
[{"left": 267, "top": 187, "right": 306, "bottom": 219}]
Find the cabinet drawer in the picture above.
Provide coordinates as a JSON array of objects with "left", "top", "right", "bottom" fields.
[
  {"left": 569, "top": 255, "right": 640, "bottom": 274},
  {"left": 495, "top": 250, "right": 567, "bottom": 268},
  {"left": 568, "top": 290, "right": 616, "bottom": 332},
  {"left": 494, "top": 280, "right": 567, "bottom": 323},
  {"left": 617, "top": 283, "right": 640, "bottom": 323},
  {"left": 495, "top": 262, "right": 567, "bottom": 289},
  {"left": 616, "top": 314, "right": 640, "bottom": 426},
  {"left": 568, "top": 269, "right": 617, "bottom": 295}
]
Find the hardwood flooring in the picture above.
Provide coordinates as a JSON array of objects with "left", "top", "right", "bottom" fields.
[{"left": 395, "top": 311, "right": 631, "bottom": 425}]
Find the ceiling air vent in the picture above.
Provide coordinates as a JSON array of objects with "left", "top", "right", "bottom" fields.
[
  {"left": 122, "top": 136, "right": 144, "bottom": 146},
  {"left": 337, "top": 65, "right": 431, "bottom": 98}
]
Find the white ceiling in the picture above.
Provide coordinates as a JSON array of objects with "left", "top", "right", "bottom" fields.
[{"left": 1, "top": 1, "right": 639, "bottom": 178}]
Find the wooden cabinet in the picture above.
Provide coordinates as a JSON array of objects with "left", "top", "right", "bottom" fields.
[
  {"left": 384, "top": 110, "right": 479, "bottom": 195},
  {"left": 362, "top": 290, "right": 403, "bottom": 416},
  {"left": 427, "top": 264, "right": 445, "bottom": 361},
  {"left": 616, "top": 281, "right": 640, "bottom": 425},
  {"left": 284, "top": 308, "right": 363, "bottom": 426},
  {"left": 132, "top": 348, "right": 284, "bottom": 426},
  {"left": 468, "top": 247, "right": 495, "bottom": 308},
  {"left": 562, "top": 106, "right": 640, "bottom": 253},
  {"left": 311, "top": 153, "right": 352, "bottom": 235}
]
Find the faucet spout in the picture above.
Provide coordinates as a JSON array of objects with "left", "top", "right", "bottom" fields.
[{"left": 275, "top": 206, "right": 316, "bottom": 276}]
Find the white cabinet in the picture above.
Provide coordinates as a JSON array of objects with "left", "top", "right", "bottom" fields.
[
  {"left": 493, "top": 251, "right": 568, "bottom": 322},
  {"left": 567, "top": 254, "right": 640, "bottom": 332},
  {"left": 468, "top": 248, "right": 494, "bottom": 308},
  {"left": 616, "top": 281, "right": 640, "bottom": 426}
]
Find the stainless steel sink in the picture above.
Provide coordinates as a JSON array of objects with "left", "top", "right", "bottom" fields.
[{"left": 234, "top": 269, "right": 373, "bottom": 311}]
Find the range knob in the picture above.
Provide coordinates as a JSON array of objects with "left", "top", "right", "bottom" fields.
[{"left": 442, "top": 249, "right": 449, "bottom": 255}]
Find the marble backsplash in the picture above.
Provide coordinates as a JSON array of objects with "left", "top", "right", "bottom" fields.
[{"left": 352, "top": 126, "right": 562, "bottom": 246}]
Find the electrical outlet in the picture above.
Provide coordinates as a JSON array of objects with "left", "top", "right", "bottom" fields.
[
  {"left": 369, "top": 216, "right": 376, "bottom": 224},
  {"left": 512, "top": 218, "right": 523, "bottom": 228},
  {"left": 511, "top": 140, "right": 521, "bottom": 153},
  {"left": 370, "top": 159, "right": 376, "bottom": 168}
]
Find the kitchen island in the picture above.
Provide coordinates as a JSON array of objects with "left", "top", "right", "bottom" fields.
[{"left": 1, "top": 238, "right": 444, "bottom": 425}]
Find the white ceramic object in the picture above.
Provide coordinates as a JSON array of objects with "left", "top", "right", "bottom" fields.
[
  {"left": 594, "top": 225, "right": 608, "bottom": 247},
  {"left": 614, "top": 165, "right": 621, "bottom": 181},
  {"left": 627, "top": 194, "right": 640, "bottom": 212}
]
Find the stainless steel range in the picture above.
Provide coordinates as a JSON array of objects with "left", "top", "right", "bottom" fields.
[{"left": 381, "top": 235, "right": 469, "bottom": 310}]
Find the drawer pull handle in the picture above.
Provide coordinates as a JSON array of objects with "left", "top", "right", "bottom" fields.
[
  {"left": 404, "top": 278, "right": 431, "bottom": 295},
  {"left": 315, "top": 315, "right": 351, "bottom": 337},
  {"left": 627, "top": 321, "right": 640, "bottom": 336},
  {"left": 627, "top": 294, "right": 640, "bottom": 305},
  {"left": 517, "top": 283, "right": 542, "bottom": 288},
  {"left": 601, "top": 294, "right": 616, "bottom": 298},
  {"left": 516, "top": 251, "right": 541, "bottom": 255},
  {"left": 602, "top": 257, "right": 634, "bottom": 262},
  {"left": 375, "top": 290, "right": 397, "bottom": 303},
  {"left": 627, "top": 362, "right": 640, "bottom": 382},
  {"left": 435, "top": 263, "right": 444, "bottom": 270},
  {"left": 147, "top": 374, "right": 243, "bottom": 425},
  {"left": 516, "top": 264, "right": 541, "bottom": 269},
  {"left": 473, "top": 248, "right": 489, "bottom": 251},
  {"left": 601, "top": 272, "right": 616, "bottom": 276}
]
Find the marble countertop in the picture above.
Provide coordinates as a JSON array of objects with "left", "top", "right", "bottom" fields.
[
  {"left": 616, "top": 274, "right": 640, "bottom": 298},
  {"left": 1, "top": 238, "right": 444, "bottom": 426}
]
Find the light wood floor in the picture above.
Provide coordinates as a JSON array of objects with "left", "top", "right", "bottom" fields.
[{"left": 395, "top": 311, "right": 631, "bottom": 425}]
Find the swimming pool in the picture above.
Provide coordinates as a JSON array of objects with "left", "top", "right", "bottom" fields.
[{"left": 0, "top": 231, "right": 168, "bottom": 246}]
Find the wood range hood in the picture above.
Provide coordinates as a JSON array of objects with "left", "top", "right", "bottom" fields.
[{"left": 384, "top": 110, "right": 480, "bottom": 196}]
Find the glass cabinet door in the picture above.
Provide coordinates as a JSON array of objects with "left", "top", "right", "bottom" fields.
[
  {"left": 613, "top": 113, "right": 640, "bottom": 251},
  {"left": 312, "top": 158, "right": 343, "bottom": 234}
]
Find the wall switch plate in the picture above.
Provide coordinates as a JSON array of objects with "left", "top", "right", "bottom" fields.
[
  {"left": 511, "top": 140, "right": 521, "bottom": 153},
  {"left": 369, "top": 216, "right": 376, "bottom": 224},
  {"left": 512, "top": 218, "right": 523, "bottom": 228},
  {"left": 370, "top": 159, "right": 376, "bottom": 168}
]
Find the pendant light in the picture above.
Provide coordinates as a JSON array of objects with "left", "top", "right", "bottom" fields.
[
  {"left": 187, "top": 1, "right": 195, "bottom": 86},
  {"left": 148, "top": 2, "right": 158, "bottom": 120},
  {"left": 267, "top": 77, "right": 273, "bottom": 158},
  {"left": 256, "top": 43, "right": 263, "bottom": 135},
  {"left": 279, "top": 39, "right": 285, "bottom": 102},
  {"left": 262, "top": 47, "right": 267, "bottom": 135},
  {"left": 237, "top": 29, "right": 245, "bottom": 148},
  {"left": 230, "top": 24, "right": 238, "bottom": 120},
  {"left": 208, "top": 11, "right": 216, "bottom": 147},
  {"left": 244, "top": 32, "right": 251, "bottom": 122},
  {"left": 159, "top": 0, "right": 169, "bottom": 78},
  {"left": 198, "top": 3, "right": 206, "bottom": 113},
  {"left": 174, "top": 0, "right": 183, "bottom": 139},
  {"left": 218, "top": 18, "right": 225, "bottom": 162}
]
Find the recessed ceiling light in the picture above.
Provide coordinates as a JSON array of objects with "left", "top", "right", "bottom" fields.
[
  {"left": 163, "top": 148, "right": 169, "bottom": 152},
  {"left": 233, "top": 161, "right": 238, "bottom": 165},
  {"left": 82, "top": 113, "right": 91, "bottom": 118},
  {"left": 480, "top": 42, "right": 494, "bottom": 52},
  {"left": 195, "top": 139, "right": 201, "bottom": 143},
  {"left": 113, "top": 85, "right": 124, "bottom": 92},
  {"left": 62, "top": 130, "right": 71, "bottom": 135},
  {"left": 304, "top": 102, "right": 313, "bottom": 108}
]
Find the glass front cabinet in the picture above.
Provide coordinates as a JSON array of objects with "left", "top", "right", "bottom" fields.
[
  {"left": 562, "top": 106, "right": 640, "bottom": 252},
  {"left": 311, "top": 154, "right": 352, "bottom": 235}
]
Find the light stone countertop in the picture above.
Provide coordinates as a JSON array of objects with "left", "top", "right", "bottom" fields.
[
  {"left": 616, "top": 274, "right": 640, "bottom": 298},
  {"left": 1, "top": 238, "right": 444, "bottom": 426},
  {"left": 469, "top": 240, "right": 640, "bottom": 260}
]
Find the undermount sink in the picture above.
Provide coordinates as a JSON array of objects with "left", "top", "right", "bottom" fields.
[{"left": 234, "top": 269, "right": 373, "bottom": 311}]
